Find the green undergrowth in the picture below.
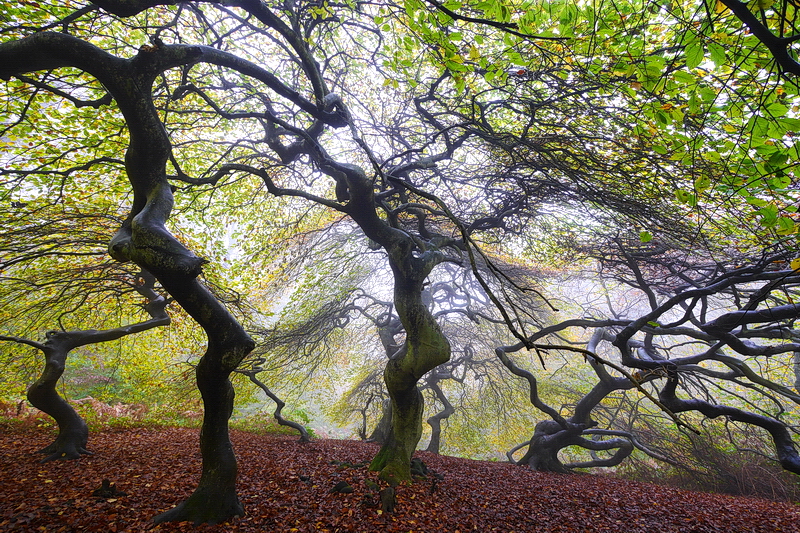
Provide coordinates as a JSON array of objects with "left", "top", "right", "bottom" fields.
[{"left": 0, "top": 399, "right": 311, "bottom": 438}]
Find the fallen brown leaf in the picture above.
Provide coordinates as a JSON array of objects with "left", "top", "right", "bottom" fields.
[{"left": 1, "top": 424, "right": 798, "bottom": 532}]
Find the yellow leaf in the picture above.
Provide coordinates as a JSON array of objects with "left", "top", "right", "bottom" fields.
[{"left": 790, "top": 257, "right": 800, "bottom": 271}]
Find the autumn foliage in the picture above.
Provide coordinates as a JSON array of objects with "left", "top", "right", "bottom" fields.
[{"left": 1, "top": 424, "right": 799, "bottom": 532}]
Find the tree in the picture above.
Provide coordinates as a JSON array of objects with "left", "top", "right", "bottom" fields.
[
  {"left": 0, "top": 14, "right": 259, "bottom": 524},
  {"left": 502, "top": 238, "right": 800, "bottom": 476},
  {"left": 248, "top": 228, "right": 526, "bottom": 456},
  {"left": 0, "top": 270, "right": 169, "bottom": 462}
]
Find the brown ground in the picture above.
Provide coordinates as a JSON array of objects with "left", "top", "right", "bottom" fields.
[{"left": 1, "top": 424, "right": 798, "bottom": 532}]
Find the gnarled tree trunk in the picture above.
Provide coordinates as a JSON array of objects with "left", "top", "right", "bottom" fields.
[
  {"left": 368, "top": 262, "right": 450, "bottom": 482},
  {"left": 516, "top": 420, "right": 579, "bottom": 473},
  {"left": 2, "top": 270, "right": 169, "bottom": 463},
  {"left": 27, "top": 339, "right": 90, "bottom": 463}
]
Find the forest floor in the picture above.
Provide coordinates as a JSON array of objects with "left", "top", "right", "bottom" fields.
[{"left": 1, "top": 424, "right": 799, "bottom": 532}]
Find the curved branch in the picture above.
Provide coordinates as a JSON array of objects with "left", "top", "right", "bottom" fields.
[
  {"left": 716, "top": 0, "right": 800, "bottom": 75},
  {"left": 243, "top": 367, "right": 310, "bottom": 442},
  {"left": 660, "top": 372, "right": 800, "bottom": 474},
  {"left": 564, "top": 436, "right": 634, "bottom": 469}
]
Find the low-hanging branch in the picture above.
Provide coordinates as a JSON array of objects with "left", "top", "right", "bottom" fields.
[{"left": 237, "top": 358, "right": 311, "bottom": 443}]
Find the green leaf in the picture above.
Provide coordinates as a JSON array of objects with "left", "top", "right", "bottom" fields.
[
  {"left": 694, "top": 175, "right": 711, "bottom": 192},
  {"left": 779, "top": 117, "right": 800, "bottom": 132},
  {"left": 645, "top": 56, "right": 666, "bottom": 77},
  {"left": 708, "top": 43, "right": 726, "bottom": 66},
  {"left": 758, "top": 204, "right": 779, "bottom": 227},
  {"left": 672, "top": 71, "right": 696, "bottom": 85},
  {"left": 445, "top": 60, "right": 469, "bottom": 72},
  {"left": 675, "top": 189, "right": 694, "bottom": 205},
  {"left": 685, "top": 41, "right": 704, "bottom": 69},
  {"left": 776, "top": 217, "right": 796, "bottom": 235},
  {"left": 766, "top": 102, "right": 789, "bottom": 117}
]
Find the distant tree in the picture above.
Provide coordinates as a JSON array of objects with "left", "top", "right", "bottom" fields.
[
  {"left": 502, "top": 239, "right": 800, "bottom": 476},
  {"left": 0, "top": 270, "right": 169, "bottom": 462}
]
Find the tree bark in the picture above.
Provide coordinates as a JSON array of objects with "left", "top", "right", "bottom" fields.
[
  {"left": 27, "top": 338, "right": 91, "bottom": 463},
  {"left": 150, "top": 278, "right": 254, "bottom": 525},
  {"left": 517, "top": 420, "right": 576, "bottom": 473},
  {"left": 154, "top": 354, "right": 243, "bottom": 524},
  {"left": 659, "top": 370, "right": 800, "bottom": 475},
  {"left": 334, "top": 161, "right": 451, "bottom": 482},
  {"left": 102, "top": 42, "right": 255, "bottom": 525},
  {"left": 1, "top": 271, "right": 169, "bottom": 463}
]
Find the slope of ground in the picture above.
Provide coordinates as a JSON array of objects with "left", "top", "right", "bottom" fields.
[{"left": 1, "top": 424, "right": 798, "bottom": 532}]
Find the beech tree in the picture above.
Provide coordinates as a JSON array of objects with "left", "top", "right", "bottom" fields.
[
  {"left": 503, "top": 239, "right": 800, "bottom": 475},
  {"left": 0, "top": 182, "right": 177, "bottom": 458},
  {"left": 0, "top": 270, "right": 169, "bottom": 462},
  {"left": 334, "top": 287, "right": 508, "bottom": 455},
  {"left": 259, "top": 240, "right": 527, "bottom": 454},
  {"left": 0, "top": 10, "right": 259, "bottom": 524}
]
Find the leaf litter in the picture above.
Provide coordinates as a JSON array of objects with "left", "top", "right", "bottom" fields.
[{"left": 1, "top": 425, "right": 798, "bottom": 532}]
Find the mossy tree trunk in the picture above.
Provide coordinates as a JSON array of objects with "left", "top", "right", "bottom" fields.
[
  {"left": 340, "top": 167, "right": 452, "bottom": 482},
  {"left": 151, "top": 277, "right": 254, "bottom": 524},
  {"left": 377, "top": 276, "right": 450, "bottom": 481}
]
